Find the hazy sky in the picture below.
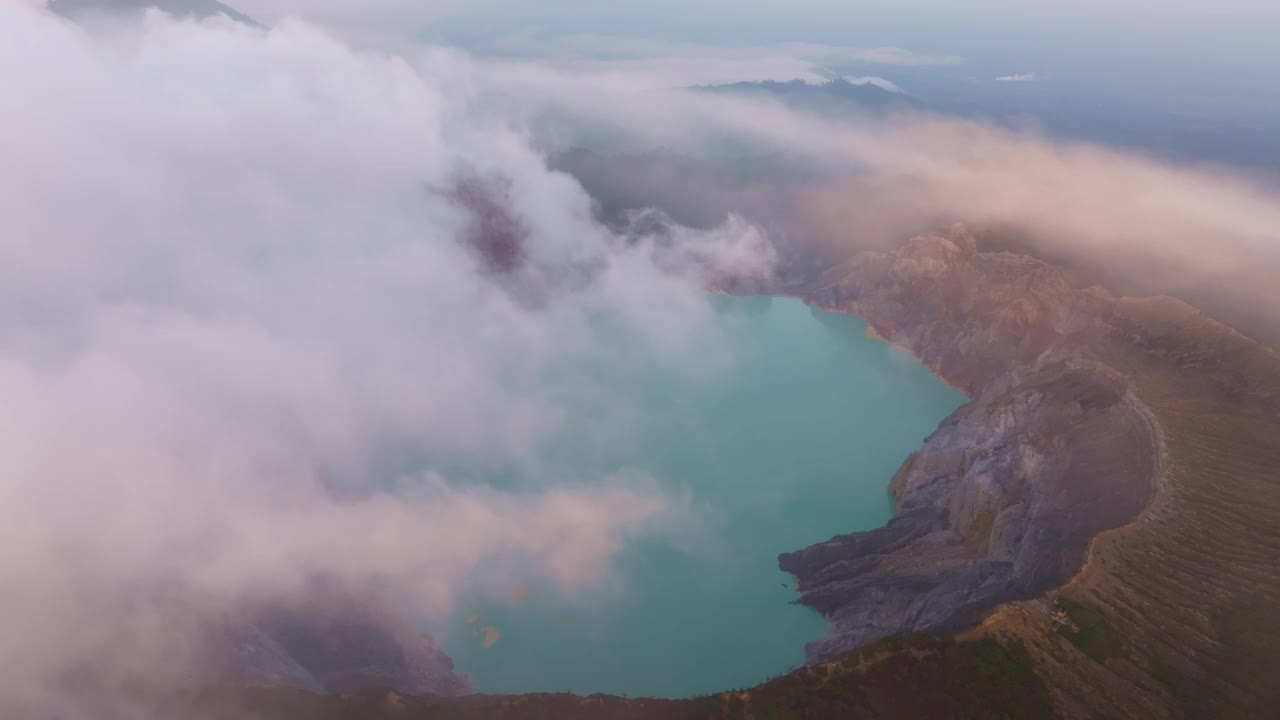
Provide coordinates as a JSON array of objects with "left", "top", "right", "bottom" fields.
[
  {"left": 231, "top": 0, "right": 1280, "bottom": 65},
  {"left": 220, "top": 0, "right": 1280, "bottom": 139}
]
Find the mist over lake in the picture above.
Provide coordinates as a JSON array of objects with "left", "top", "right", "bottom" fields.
[{"left": 442, "top": 295, "right": 967, "bottom": 697}]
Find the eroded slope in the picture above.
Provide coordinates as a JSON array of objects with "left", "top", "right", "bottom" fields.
[{"left": 785, "top": 225, "right": 1280, "bottom": 718}]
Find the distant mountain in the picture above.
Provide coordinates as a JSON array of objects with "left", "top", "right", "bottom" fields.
[
  {"left": 704, "top": 78, "right": 1280, "bottom": 172},
  {"left": 698, "top": 78, "right": 931, "bottom": 115},
  {"left": 49, "top": 0, "right": 260, "bottom": 26}
]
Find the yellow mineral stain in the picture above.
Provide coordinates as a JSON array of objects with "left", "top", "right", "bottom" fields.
[{"left": 480, "top": 625, "right": 501, "bottom": 648}]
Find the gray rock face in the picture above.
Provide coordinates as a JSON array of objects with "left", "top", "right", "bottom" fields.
[
  {"left": 780, "top": 226, "right": 1157, "bottom": 663},
  {"left": 211, "top": 583, "right": 472, "bottom": 697}
]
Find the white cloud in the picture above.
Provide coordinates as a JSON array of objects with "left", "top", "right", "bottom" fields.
[
  {"left": 844, "top": 75, "right": 904, "bottom": 93},
  {"left": 466, "top": 56, "right": 1280, "bottom": 338},
  {"left": 995, "top": 72, "right": 1038, "bottom": 81},
  {"left": 457, "top": 34, "right": 952, "bottom": 89},
  {"left": 532, "top": 36, "right": 962, "bottom": 67},
  {"left": 0, "top": 6, "right": 777, "bottom": 715}
]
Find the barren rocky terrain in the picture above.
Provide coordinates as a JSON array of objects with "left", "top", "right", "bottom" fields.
[{"left": 785, "top": 225, "right": 1280, "bottom": 718}]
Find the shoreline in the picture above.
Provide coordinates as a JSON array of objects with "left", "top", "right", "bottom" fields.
[
  {"left": 735, "top": 288, "right": 974, "bottom": 396},
  {"left": 448, "top": 292, "right": 952, "bottom": 699},
  {"left": 729, "top": 228, "right": 1280, "bottom": 714},
  {"left": 771, "top": 230, "right": 1168, "bottom": 665}
]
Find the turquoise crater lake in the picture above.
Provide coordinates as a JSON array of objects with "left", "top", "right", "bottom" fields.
[{"left": 442, "top": 296, "right": 967, "bottom": 698}]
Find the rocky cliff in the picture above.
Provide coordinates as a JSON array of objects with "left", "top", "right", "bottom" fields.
[
  {"left": 779, "top": 225, "right": 1157, "bottom": 662},
  {"left": 780, "top": 224, "right": 1280, "bottom": 718}
]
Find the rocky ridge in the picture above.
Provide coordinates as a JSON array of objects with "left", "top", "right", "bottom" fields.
[
  {"left": 779, "top": 225, "right": 1157, "bottom": 661},
  {"left": 780, "top": 224, "right": 1280, "bottom": 718}
]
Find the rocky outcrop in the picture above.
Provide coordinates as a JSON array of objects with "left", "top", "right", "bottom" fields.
[
  {"left": 780, "top": 225, "right": 1158, "bottom": 663},
  {"left": 802, "top": 224, "right": 1116, "bottom": 393},
  {"left": 212, "top": 582, "right": 472, "bottom": 697}
]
